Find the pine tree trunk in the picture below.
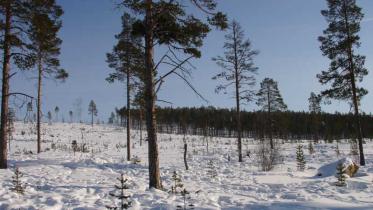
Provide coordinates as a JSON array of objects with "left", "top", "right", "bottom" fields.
[
  {"left": 232, "top": 23, "right": 243, "bottom": 162},
  {"left": 267, "top": 88, "right": 273, "bottom": 149},
  {"left": 91, "top": 112, "right": 93, "bottom": 127},
  {"left": 183, "top": 136, "right": 188, "bottom": 170},
  {"left": 126, "top": 68, "right": 131, "bottom": 161},
  {"left": 37, "top": 57, "right": 42, "bottom": 153},
  {"left": 145, "top": 0, "right": 161, "bottom": 189},
  {"left": 0, "top": 1, "right": 11, "bottom": 169},
  {"left": 342, "top": 2, "right": 365, "bottom": 166}
]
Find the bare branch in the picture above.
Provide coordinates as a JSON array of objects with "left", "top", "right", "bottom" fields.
[
  {"left": 154, "top": 55, "right": 194, "bottom": 85},
  {"left": 173, "top": 71, "right": 208, "bottom": 103}
]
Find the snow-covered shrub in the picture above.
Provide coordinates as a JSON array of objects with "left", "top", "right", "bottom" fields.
[
  {"left": 131, "top": 156, "right": 141, "bottom": 164},
  {"left": 256, "top": 141, "right": 281, "bottom": 171}
]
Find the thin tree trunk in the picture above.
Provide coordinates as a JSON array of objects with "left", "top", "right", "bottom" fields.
[
  {"left": 183, "top": 136, "right": 188, "bottom": 170},
  {"left": 140, "top": 108, "right": 143, "bottom": 146},
  {"left": 126, "top": 68, "right": 131, "bottom": 161},
  {"left": 37, "top": 57, "right": 42, "bottom": 153},
  {"left": 232, "top": 23, "right": 242, "bottom": 162},
  {"left": 267, "top": 87, "right": 273, "bottom": 149},
  {"left": 91, "top": 113, "right": 93, "bottom": 126},
  {"left": 0, "top": 1, "right": 11, "bottom": 169},
  {"left": 145, "top": 0, "right": 161, "bottom": 189}
]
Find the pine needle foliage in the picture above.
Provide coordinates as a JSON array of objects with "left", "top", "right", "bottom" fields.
[
  {"left": 106, "top": 174, "right": 132, "bottom": 210},
  {"left": 206, "top": 160, "right": 218, "bottom": 178},
  {"left": 171, "top": 170, "right": 184, "bottom": 194},
  {"left": 11, "top": 167, "right": 25, "bottom": 194},
  {"left": 296, "top": 145, "right": 306, "bottom": 171},
  {"left": 176, "top": 188, "right": 195, "bottom": 210},
  {"left": 336, "top": 162, "right": 347, "bottom": 187},
  {"left": 308, "top": 141, "right": 315, "bottom": 155}
]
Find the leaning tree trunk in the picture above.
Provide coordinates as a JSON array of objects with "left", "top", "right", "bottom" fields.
[
  {"left": 145, "top": 0, "right": 161, "bottom": 189},
  {"left": 0, "top": 1, "right": 11, "bottom": 169},
  {"left": 349, "top": 62, "right": 365, "bottom": 166},
  {"left": 343, "top": 5, "right": 365, "bottom": 166},
  {"left": 126, "top": 69, "right": 131, "bottom": 161},
  {"left": 37, "top": 57, "right": 42, "bottom": 153}
]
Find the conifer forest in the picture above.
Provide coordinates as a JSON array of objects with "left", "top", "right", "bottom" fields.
[{"left": 1, "top": 0, "right": 373, "bottom": 209}]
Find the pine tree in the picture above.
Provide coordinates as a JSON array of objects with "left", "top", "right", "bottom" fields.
[
  {"left": 335, "top": 142, "right": 341, "bottom": 157},
  {"left": 7, "top": 108, "right": 15, "bottom": 152},
  {"left": 107, "top": 13, "right": 144, "bottom": 162},
  {"left": 26, "top": 0, "right": 67, "bottom": 154},
  {"left": 171, "top": 170, "right": 184, "bottom": 194},
  {"left": 308, "top": 141, "right": 315, "bottom": 155},
  {"left": 336, "top": 162, "right": 347, "bottom": 187},
  {"left": 256, "top": 78, "right": 287, "bottom": 149},
  {"left": 108, "top": 112, "right": 116, "bottom": 124},
  {"left": 121, "top": 0, "right": 227, "bottom": 189},
  {"left": 296, "top": 145, "right": 306, "bottom": 171},
  {"left": 308, "top": 92, "right": 321, "bottom": 113},
  {"left": 47, "top": 111, "right": 52, "bottom": 125},
  {"left": 106, "top": 173, "right": 132, "bottom": 210},
  {"left": 309, "top": 92, "right": 322, "bottom": 142},
  {"left": 206, "top": 160, "right": 218, "bottom": 178},
  {"left": 11, "top": 167, "right": 25, "bottom": 194},
  {"left": 69, "top": 111, "right": 73, "bottom": 123},
  {"left": 54, "top": 106, "right": 59, "bottom": 122},
  {"left": 212, "top": 20, "right": 258, "bottom": 162},
  {"left": 88, "top": 100, "right": 97, "bottom": 126},
  {"left": 176, "top": 188, "right": 194, "bottom": 210},
  {"left": 0, "top": 0, "right": 37, "bottom": 169},
  {"left": 318, "top": 0, "right": 367, "bottom": 166}
]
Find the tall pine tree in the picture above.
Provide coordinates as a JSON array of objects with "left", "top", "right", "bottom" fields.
[
  {"left": 121, "top": 0, "right": 227, "bottom": 189},
  {"left": 318, "top": 0, "right": 367, "bottom": 165},
  {"left": 0, "top": 0, "right": 40, "bottom": 168},
  {"left": 308, "top": 92, "right": 322, "bottom": 141},
  {"left": 212, "top": 20, "right": 258, "bottom": 162},
  {"left": 106, "top": 13, "right": 144, "bottom": 161},
  {"left": 88, "top": 100, "right": 97, "bottom": 126},
  {"left": 256, "top": 78, "right": 287, "bottom": 149},
  {"left": 27, "top": 0, "right": 67, "bottom": 154}
]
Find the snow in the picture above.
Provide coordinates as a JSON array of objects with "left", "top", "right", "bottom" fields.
[{"left": 0, "top": 122, "right": 373, "bottom": 209}]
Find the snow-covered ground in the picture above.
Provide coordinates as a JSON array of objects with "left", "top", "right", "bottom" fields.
[{"left": 0, "top": 122, "right": 373, "bottom": 209}]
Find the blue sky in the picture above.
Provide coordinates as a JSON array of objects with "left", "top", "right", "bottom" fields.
[{"left": 10, "top": 0, "right": 373, "bottom": 122}]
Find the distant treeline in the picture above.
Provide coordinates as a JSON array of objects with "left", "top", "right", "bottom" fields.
[{"left": 111, "top": 106, "right": 373, "bottom": 141}]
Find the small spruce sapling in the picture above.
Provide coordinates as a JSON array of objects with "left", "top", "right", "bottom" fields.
[
  {"left": 296, "top": 145, "right": 306, "bottom": 171},
  {"left": 207, "top": 160, "right": 218, "bottom": 178},
  {"left": 335, "top": 142, "right": 340, "bottom": 157},
  {"left": 308, "top": 141, "right": 314, "bottom": 155},
  {"left": 171, "top": 171, "right": 184, "bottom": 194},
  {"left": 336, "top": 162, "right": 347, "bottom": 187},
  {"left": 106, "top": 174, "right": 132, "bottom": 210},
  {"left": 11, "top": 167, "right": 25, "bottom": 194},
  {"left": 176, "top": 188, "right": 195, "bottom": 210}
]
